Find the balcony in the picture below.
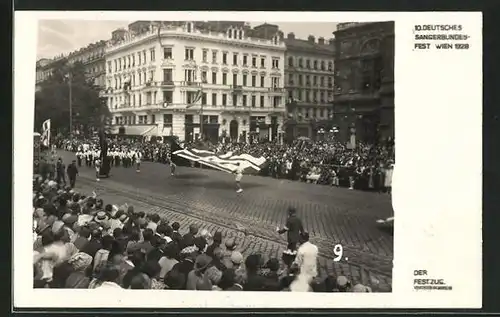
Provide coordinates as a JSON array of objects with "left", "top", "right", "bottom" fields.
[
  {"left": 181, "top": 81, "right": 201, "bottom": 88},
  {"left": 268, "top": 87, "right": 285, "bottom": 94},
  {"left": 232, "top": 85, "right": 243, "bottom": 93},
  {"left": 160, "top": 80, "right": 175, "bottom": 87}
]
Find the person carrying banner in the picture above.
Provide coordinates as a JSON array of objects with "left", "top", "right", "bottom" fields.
[
  {"left": 135, "top": 150, "right": 142, "bottom": 173},
  {"left": 168, "top": 154, "right": 176, "bottom": 176},
  {"left": 234, "top": 163, "right": 244, "bottom": 193}
]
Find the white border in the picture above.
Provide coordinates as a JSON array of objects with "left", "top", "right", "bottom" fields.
[{"left": 14, "top": 11, "right": 483, "bottom": 308}]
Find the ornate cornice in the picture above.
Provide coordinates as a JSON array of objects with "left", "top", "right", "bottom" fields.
[{"left": 106, "top": 33, "right": 286, "bottom": 58}]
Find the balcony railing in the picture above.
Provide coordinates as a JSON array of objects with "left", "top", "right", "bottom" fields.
[
  {"left": 182, "top": 81, "right": 201, "bottom": 87},
  {"left": 232, "top": 85, "right": 243, "bottom": 93},
  {"left": 269, "top": 87, "right": 285, "bottom": 93},
  {"left": 160, "top": 80, "right": 175, "bottom": 86}
]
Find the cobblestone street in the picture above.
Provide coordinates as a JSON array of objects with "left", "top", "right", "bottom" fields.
[{"left": 59, "top": 151, "right": 393, "bottom": 291}]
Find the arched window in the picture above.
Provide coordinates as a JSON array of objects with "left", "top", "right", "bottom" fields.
[{"left": 298, "top": 58, "right": 303, "bottom": 68}]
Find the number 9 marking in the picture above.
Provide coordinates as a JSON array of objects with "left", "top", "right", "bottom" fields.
[{"left": 333, "top": 244, "right": 343, "bottom": 262}]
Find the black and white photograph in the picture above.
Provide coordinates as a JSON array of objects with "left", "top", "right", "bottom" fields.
[
  {"left": 32, "top": 19, "right": 395, "bottom": 293},
  {"left": 15, "top": 11, "right": 482, "bottom": 309}
]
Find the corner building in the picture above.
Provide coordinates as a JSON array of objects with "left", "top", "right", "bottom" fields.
[
  {"left": 332, "top": 22, "right": 394, "bottom": 144},
  {"left": 104, "top": 21, "right": 286, "bottom": 143}
]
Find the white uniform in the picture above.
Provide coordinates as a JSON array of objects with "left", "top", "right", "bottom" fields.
[{"left": 235, "top": 166, "right": 244, "bottom": 182}]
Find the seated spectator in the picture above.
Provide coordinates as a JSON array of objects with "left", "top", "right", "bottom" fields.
[
  {"left": 158, "top": 242, "right": 180, "bottom": 279},
  {"left": 65, "top": 252, "right": 92, "bottom": 288},
  {"left": 243, "top": 254, "right": 266, "bottom": 291},
  {"left": 94, "top": 264, "right": 122, "bottom": 289},
  {"left": 262, "top": 258, "right": 281, "bottom": 291},
  {"left": 206, "top": 231, "right": 222, "bottom": 258},
  {"left": 186, "top": 254, "right": 212, "bottom": 290}
]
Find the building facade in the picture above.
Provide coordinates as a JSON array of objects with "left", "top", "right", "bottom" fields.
[
  {"left": 66, "top": 40, "right": 107, "bottom": 88},
  {"left": 103, "top": 21, "right": 287, "bottom": 143},
  {"left": 332, "top": 21, "right": 395, "bottom": 144},
  {"left": 283, "top": 33, "right": 335, "bottom": 142},
  {"left": 35, "top": 55, "right": 65, "bottom": 89},
  {"left": 35, "top": 40, "right": 107, "bottom": 89}
]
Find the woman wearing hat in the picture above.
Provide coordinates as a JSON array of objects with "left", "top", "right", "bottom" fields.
[{"left": 186, "top": 254, "right": 212, "bottom": 290}]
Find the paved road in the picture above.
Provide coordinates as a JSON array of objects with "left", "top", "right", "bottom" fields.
[{"left": 57, "top": 151, "right": 393, "bottom": 291}]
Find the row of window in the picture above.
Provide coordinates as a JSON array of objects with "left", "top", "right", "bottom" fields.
[
  {"left": 287, "top": 56, "right": 333, "bottom": 71},
  {"left": 107, "top": 46, "right": 280, "bottom": 74},
  {"left": 287, "top": 74, "right": 334, "bottom": 88},
  {"left": 115, "top": 113, "right": 273, "bottom": 126},
  {"left": 288, "top": 89, "right": 334, "bottom": 103},
  {"left": 295, "top": 107, "right": 333, "bottom": 119},
  {"left": 108, "top": 69, "right": 281, "bottom": 90},
  {"left": 109, "top": 92, "right": 282, "bottom": 108}
]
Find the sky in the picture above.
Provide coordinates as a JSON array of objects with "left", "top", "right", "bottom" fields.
[{"left": 37, "top": 20, "right": 337, "bottom": 60}]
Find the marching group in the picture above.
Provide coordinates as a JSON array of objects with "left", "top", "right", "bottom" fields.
[
  {"left": 32, "top": 178, "right": 377, "bottom": 292},
  {"left": 56, "top": 136, "right": 394, "bottom": 193}
]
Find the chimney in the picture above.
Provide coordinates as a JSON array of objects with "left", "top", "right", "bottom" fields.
[
  {"left": 287, "top": 32, "right": 295, "bottom": 40},
  {"left": 307, "top": 35, "right": 315, "bottom": 43},
  {"left": 329, "top": 38, "right": 335, "bottom": 45},
  {"left": 318, "top": 37, "right": 325, "bottom": 45}
]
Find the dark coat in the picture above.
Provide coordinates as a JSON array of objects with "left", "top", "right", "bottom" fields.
[
  {"left": 67, "top": 164, "right": 78, "bottom": 178},
  {"left": 243, "top": 272, "right": 267, "bottom": 291},
  {"left": 279, "top": 215, "right": 304, "bottom": 245}
]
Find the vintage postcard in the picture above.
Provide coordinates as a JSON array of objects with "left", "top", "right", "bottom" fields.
[{"left": 13, "top": 11, "right": 482, "bottom": 309}]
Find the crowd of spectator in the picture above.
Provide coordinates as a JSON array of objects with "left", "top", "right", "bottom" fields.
[
  {"left": 55, "top": 136, "right": 394, "bottom": 192},
  {"left": 32, "top": 177, "right": 378, "bottom": 292}
]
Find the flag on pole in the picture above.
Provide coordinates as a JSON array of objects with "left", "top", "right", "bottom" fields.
[
  {"left": 173, "top": 147, "right": 267, "bottom": 174},
  {"left": 41, "top": 119, "right": 51, "bottom": 147},
  {"left": 186, "top": 89, "right": 203, "bottom": 108}
]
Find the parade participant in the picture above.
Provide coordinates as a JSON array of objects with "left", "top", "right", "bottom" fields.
[
  {"left": 66, "top": 160, "right": 79, "bottom": 188},
  {"left": 95, "top": 157, "right": 101, "bottom": 182},
  {"left": 277, "top": 207, "right": 304, "bottom": 252},
  {"left": 168, "top": 155, "right": 176, "bottom": 176},
  {"left": 85, "top": 149, "right": 92, "bottom": 167},
  {"left": 114, "top": 150, "right": 121, "bottom": 167},
  {"left": 75, "top": 148, "right": 82, "bottom": 167},
  {"left": 135, "top": 150, "right": 142, "bottom": 173},
  {"left": 234, "top": 163, "right": 244, "bottom": 193}
]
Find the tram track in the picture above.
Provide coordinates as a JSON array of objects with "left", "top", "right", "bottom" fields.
[{"left": 78, "top": 175, "right": 393, "bottom": 279}]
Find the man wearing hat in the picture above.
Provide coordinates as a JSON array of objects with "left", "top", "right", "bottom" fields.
[
  {"left": 277, "top": 207, "right": 304, "bottom": 252},
  {"left": 56, "top": 158, "right": 66, "bottom": 186},
  {"left": 66, "top": 160, "right": 79, "bottom": 189}
]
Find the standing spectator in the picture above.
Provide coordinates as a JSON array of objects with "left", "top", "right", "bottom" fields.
[
  {"left": 293, "top": 232, "right": 318, "bottom": 283},
  {"left": 56, "top": 158, "right": 66, "bottom": 186},
  {"left": 66, "top": 160, "right": 78, "bottom": 189},
  {"left": 277, "top": 207, "right": 304, "bottom": 252}
]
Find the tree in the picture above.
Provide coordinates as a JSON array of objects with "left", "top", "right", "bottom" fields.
[{"left": 34, "top": 60, "right": 110, "bottom": 137}]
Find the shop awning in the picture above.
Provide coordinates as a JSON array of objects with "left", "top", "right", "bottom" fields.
[{"left": 140, "top": 126, "right": 156, "bottom": 136}]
